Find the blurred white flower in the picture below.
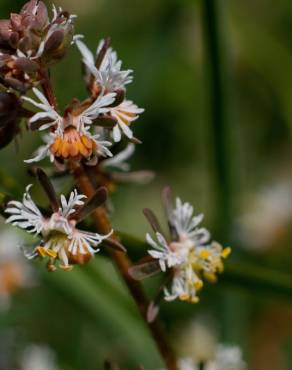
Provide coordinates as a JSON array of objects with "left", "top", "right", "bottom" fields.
[
  {"left": 20, "top": 345, "right": 58, "bottom": 370},
  {"left": 177, "top": 318, "right": 218, "bottom": 363},
  {"left": 206, "top": 345, "right": 246, "bottom": 370},
  {"left": 0, "top": 229, "right": 34, "bottom": 309},
  {"left": 161, "top": 345, "right": 246, "bottom": 370},
  {"left": 237, "top": 182, "right": 292, "bottom": 249}
]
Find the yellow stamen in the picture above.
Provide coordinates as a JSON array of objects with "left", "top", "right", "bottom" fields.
[
  {"left": 200, "top": 250, "right": 211, "bottom": 259},
  {"left": 36, "top": 246, "right": 47, "bottom": 258},
  {"left": 204, "top": 272, "right": 218, "bottom": 283},
  {"left": 221, "top": 247, "right": 231, "bottom": 258},
  {"left": 194, "top": 280, "right": 204, "bottom": 290},
  {"left": 46, "top": 249, "right": 58, "bottom": 258},
  {"left": 50, "top": 127, "right": 96, "bottom": 160},
  {"left": 179, "top": 293, "right": 190, "bottom": 301},
  {"left": 60, "top": 264, "right": 73, "bottom": 272},
  {"left": 191, "top": 296, "right": 199, "bottom": 303}
]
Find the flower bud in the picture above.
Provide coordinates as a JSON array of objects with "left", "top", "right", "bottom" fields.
[
  {"left": 42, "top": 11, "right": 75, "bottom": 65},
  {"left": 0, "top": 1, "right": 74, "bottom": 66},
  {"left": 0, "top": 54, "right": 39, "bottom": 92}
]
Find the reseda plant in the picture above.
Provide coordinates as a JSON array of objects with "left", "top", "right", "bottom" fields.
[{"left": 0, "top": 1, "right": 232, "bottom": 369}]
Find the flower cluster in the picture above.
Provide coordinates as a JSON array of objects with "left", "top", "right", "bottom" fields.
[
  {"left": 0, "top": 0, "right": 75, "bottom": 91},
  {"left": 0, "top": 0, "right": 147, "bottom": 273},
  {"left": 5, "top": 169, "right": 112, "bottom": 271},
  {"left": 130, "top": 188, "right": 230, "bottom": 304},
  {"left": 21, "top": 38, "right": 144, "bottom": 168}
]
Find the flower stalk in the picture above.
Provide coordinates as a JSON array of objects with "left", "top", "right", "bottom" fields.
[{"left": 70, "top": 160, "right": 179, "bottom": 370}]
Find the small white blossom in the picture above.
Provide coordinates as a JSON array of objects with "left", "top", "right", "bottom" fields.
[
  {"left": 23, "top": 88, "right": 115, "bottom": 163},
  {"left": 178, "top": 358, "right": 198, "bottom": 370},
  {"left": 5, "top": 186, "right": 112, "bottom": 271},
  {"left": 145, "top": 195, "right": 231, "bottom": 303},
  {"left": 0, "top": 229, "right": 34, "bottom": 310},
  {"left": 76, "top": 39, "right": 133, "bottom": 91},
  {"left": 206, "top": 345, "right": 246, "bottom": 370},
  {"left": 109, "top": 100, "right": 144, "bottom": 142}
]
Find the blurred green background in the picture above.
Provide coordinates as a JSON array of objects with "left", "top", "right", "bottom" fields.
[{"left": 0, "top": 0, "right": 292, "bottom": 369}]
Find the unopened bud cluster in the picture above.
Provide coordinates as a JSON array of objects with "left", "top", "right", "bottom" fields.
[{"left": 0, "top": 0, "right": 74, "bottom": 91}]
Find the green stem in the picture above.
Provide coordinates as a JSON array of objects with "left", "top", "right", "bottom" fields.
[{"left": 202, "top": 0, "right": 232, "bottom": 238}]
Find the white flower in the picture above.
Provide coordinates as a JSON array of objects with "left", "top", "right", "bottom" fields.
[
  {"left": 177, "top": 358, "right": 198, "bottom": 370},
  {"left": 5, "top": 186, "right": 112, "bottom": 270},
  {"left": 160, "top": 346, "right": 246, "bottom": 370},
  {"left": 172, "top": 198, "right": 209, "bottom": 243},
  {"left": 109, "top": 100, "right": 144, "bottom": 142},
  {"left": 147, "top": 232, "right": 186, "bottom": 271},
  {"left": 21, "top": 344, "right": 58, "bottom": 370},
  {"left": 76, "top": 39, "right": 133, "bottom": 91},
  {"left": 144, "top": 194, "right": 231, "bottom": 303},
  {"left": 23, "top": 88, "right": 115, "bottom": 163},
  {"left": 0, "top": 229, "right": 34, "bottom": 310},
  {"left": 206, "top": 345, "right": 246, "bottom": 370}
]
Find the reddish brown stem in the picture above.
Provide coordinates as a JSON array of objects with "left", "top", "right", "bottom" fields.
[{"left": 70, "top": 162, "right": 178, "bottom": 370}]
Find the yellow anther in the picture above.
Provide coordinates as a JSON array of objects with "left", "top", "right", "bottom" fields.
[
  {"left": 179, "top": 293, "right": 190, "bottom": 301},
  {"left": 191, "top": 296, "right": 199, "bottom": 304},
  {"left": 200, "top": 250, "right": 211, "bottom": 259},
  {"left": 47, "top": 263, "right": 57, "bottom": 272},
  {"left": 221, "top": 247, "right": 231, "bottom": 258},
  {"left": 60, "top": 264, "right": 73, "bottom": 272},
  {"left": 36, "top": 246, "right": 47, "bottom": 258},
  {"left": 204, "top": 272, "right": 218, "bottom": 283},
  {"left": 45, "top": 249, "right": 57, "bottom": 258},
  {"left": 194, "top": 280, "right": 204, "bottom": 290}
]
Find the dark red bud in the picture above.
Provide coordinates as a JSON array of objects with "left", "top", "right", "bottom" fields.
[
  {"left": 14, "top": 57, "right": 39, "bottom": 73},
  {"left": 9, "top": 32, "right": 20, "bottom": 48},
  {"left": 35, "top": 1, "right": 49, "bottom": 29},
  {"left": 44, "top": 29, "right": 64, "bottom": 54},
  {"left": 20, "top": 0, "right": 38, "bottom": 16}
]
